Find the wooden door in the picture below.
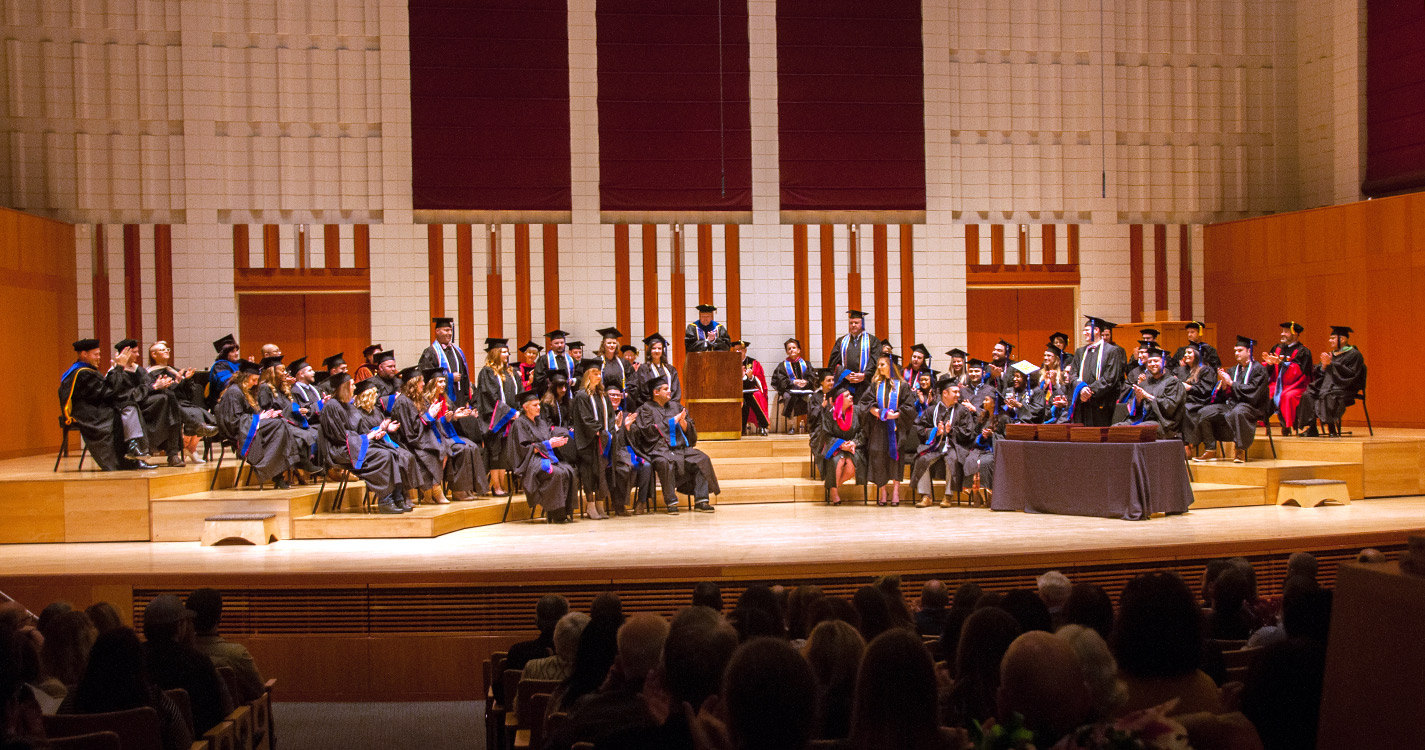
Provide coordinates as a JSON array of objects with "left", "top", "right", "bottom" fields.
[
  {"left": 967, "top": 287, "right": 1075, "bottom": 363},
  {"left": 238, "top": 293, "right": 371, "bottom": 366}
]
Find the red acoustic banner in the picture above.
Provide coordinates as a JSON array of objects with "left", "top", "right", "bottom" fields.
[
  {"left": 777, "top": 0, "right": 926, "bottom": 211},
  {"left": 1363, "top": 0, "right": 1425, "bottom": 196},
  {"left": 597, "top": 0, "right": 752, "bottom": 211},
  {"left": 409, "top": 0, "right": 572, "bottom": 211}
]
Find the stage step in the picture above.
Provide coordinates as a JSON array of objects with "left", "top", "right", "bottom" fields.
[
  {"left": 1187, "top": 459, "right": 1363, "bottom": 505},
  {"left": 1188, "top": 482, "right": 1269, "bottom": 509},
  {"left": 292, "top": 497, "right": 537, "bottom": 539},
  {"left": 699, "top": 434, "right": 811, "bottom": 459},
  {"left": 150, "top": 482, "right": 367, "bottom": 542},
  {"left": 1247, "top": 434, "right": 1423, "bottom": 497},
  {"left": 714, "top": 455, "right": 813, "bottom": 481}
]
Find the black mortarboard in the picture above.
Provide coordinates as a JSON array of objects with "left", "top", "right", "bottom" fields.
[
  {"left": 519, "top": 340, "right": 542, "bottom": 352},
  {"left": 645, "top": 375, "right": 669, "bottom": 391},
  {"left": 644, "top": 332, "right": 669, "bottom": 347},
  {"left": 398, "top": 366, "right": 421, "bottom": 385},
  {"left": 1235, "top": 335, "right": 1256, "bottom": 349},
  {"left": 517, "top": 389, "right": 542, "bottom": 405},
  {"left": 354, "top": 380, "right": 378, "bottom": 395},
  {"left": 326, "top": 372, "right": 351, "bottom": 390},
  {"left": 946, "top": 348, "right": 967, "bottom": 358},
  {"left": 1049, "top": 331, "right": 1069, "bottom": 343},
  {"left": 237, "top": 360, "right": 261, "bottom": 375},
  {"left": 1145, "top": 347, "right": 1167, "bottom": 359},
  {"left": 373, "top": 350, "right": 396, "bottom": 365},
  {"left": 734, "top": 340, "right": 750, "bottom": 348},
  {"left": 1045, "top": 343, "right": 1063, "bottom": 355},
  {"left": 1136, "top": 339, "right": 1155, "bottom": 350},
  {"left": 967, "top": 358, "right": 987, "bottom": 368},
  {"left": 322, "top": 353, "right": 345, "bottom": 370},
  {"left": 258, "top": 356, "right": 284, "bottom": 370},
  {"left": 1280, "top": 321, "right": 1304, "bottom": 334},
  {"left": 432, "top": 317, "right": 454, "bottom": 328},
  {"left": 212, "top": 334, "right": 236, "bottom": 354},
  {"left": 567, "top": 340, "right": 585, "bottom": 349},
  {"left": 1084, "top": 316, "right": 1115, "bottom": 330},
  {"left": 596, "top": 326, "right": 623, "bottom": 340},
  {"left": 485, "top": 337, "right": 508, "bottom": 351},
  {"left": 549, "top": 371, "right": 569, "bottom": 387},
  {"left": 545, "top": 329, "right": 570, "bottom": 340},
  {"left": 910, "top": 343, "right": 931, "bottom": 358},
  {"left": 1329, "top": 325, "right": 1353, "bottom": 336},
  {"left": 1185, "top": 321, "right": 1206, "bottom": 330},
  {"left": 578, "top": 358, "right": 603, "bottom": 375},
  {"left": 996, "top": 339, "right": 1014, "bottom": 355},
  {"left": 1139, "top": 327, "right": 1160, "bottom": 337},
  {"left": 73, "top": 338, "right": 100, "bottom": 352},
  {"left": 286, "top": 358, "right": 311, "bottom": 376},
  {"left": 847, "top": 309, "right": 867, "bottom": 319},
  {"left": 362, "top": 344, "right": 382, "bottom": 357},
  {"left": 937, "top": 374, "right": 957, "bottom": 390},
  {"left": 620, "top": 344, "right": 638, "bottom": 354},
  {"left": 695, "top": 303, "right": 717, "bottom": 313},
  {"left": 114, "top": 338, "right": 138, "bottom": 352},
  {"left": 421, "top": 366, "right": 445, "bottom": 380}
]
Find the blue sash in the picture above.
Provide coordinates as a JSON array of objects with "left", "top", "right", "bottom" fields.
[
  {"left": 240, "top": 414, "right": 261, "bottom": 458},
  {"left": 625, "top": 444, "right": 646, "bottom": 468},
  {"left": 489, "top": 406, "right": 517, "bottom": 435},
  {"left": 382, "top": 394, "right": 397, "bottom": 414},
  {"left": 667, "top": 417, "right": 687, "bottom": 448},
  {"left": 1065, "top": 381, "right": 1090, "bottom": 422},
  {"left": 352, "top": 434, "right": 370, "bottom": 470},
  {"left": 432, "top": 342, "right": 469, "bottom": 394},
  {"left": 823, "top": 438, "right": 846, "bottom": 460},
  {"left": 876, "top": 381, "right": 900, "bottom": 462}
]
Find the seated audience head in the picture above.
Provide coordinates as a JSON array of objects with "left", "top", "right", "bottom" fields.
[
  {"left": 731, "top": 585, "right": 786, "bottom": 641},
  {"left": 920, "top": 579, "right": 950, "bottom": 611},
  {"left": 1286, "top": 551, "right": 1318, "bottom": 581},
  {"left": 1200, "top": 559, "right": 1232, "bottom": 607},
  {"left": 802, "top": 619, "right": 864, "bottom": 694},
  {"left": 1282, "top": 588, "right": 1333, "bottom": 643},
  {"left": 848, "top": 629, "right": 942, "bottom": 750},
  {"left": 1225, "top": 557, "right": 1259, "bottom": 602},
  {"left": 615, "top": 613, "right": 669, "bottom": 686},
  {"left": 1210, "top": 567, "right": 1254, "bottom": 635},
  {"left": 37, "top": 601, "right": 73, "bottom": 633},
  {"left": 997, "top": 631, "right": 1093, "bottom": 744},
  {"left": 1055, "top": 625, "right": 1127, "bottom": 718},
  {"left": 40, "top": 610, "right": 97, "bottom": 687},
  {"left": 953, "top": 582, "right": 982, "bottom": 610},
  {"left": 1036, "top": 571, "right": 1072, "bottom": 612},
  {"left": 851, "top": 586, "right": 892, "bottom": 642},
  {"left": 84, "top": 602, "right": 124, "bottom": 635},
  {"left": 590, "top": 591, "right": 624, "bottom": 626},
  {"left": 999, "top": 589, "right": 1053, "bottom": 633},
  {"left": 692, "top": 581, "right": 724, "bottom": 612},
  {"left": 185, "top": 588, "right": 227, "bottom": 635},
  {"left": 662, "top": 607, "right": 739, "bottom": 711},
  {"left": 73, "top": 628, "right": 154, "bottom": 714},
  {"left": 1356, "top": 548, "right": 1386, "bottom": 563},
  {"left": 0, "top": 602, "right": 30, "bottom": 632},
  {"left": 553, "top": 611, "right": 591, "bottom": 662},
  {"left": 722, "top": 638, "right": 817, "bottom": 750},
  {"left": 560, "top": 613, "right": 618, "bottom": 709},
  {"left": 1240, "top": 637, "right": 1328, "bottom": 750},
  {"left": 1113, "top": 572, "right": 1203, "bottom": 681},
  {"left": 1062, "top": 583, "right": 1114, "bottom": 641},
  {"left": 873, "top": 575, "right": 913, "bottom": 628},
  {"left": 141, "top": 594, "right": 195, "bottom": 645},
  {"left": 533, "top": 594, "right": 570, "bottom": 635},
  {"left": 975, "top": 591, "right": 1005, "bottom": 610},
  {"left": 954, "top": 606, "right": 1021, "bottom": 694},
  {"left": 786, "top": 585, "right": 824, "bottom": 641}
]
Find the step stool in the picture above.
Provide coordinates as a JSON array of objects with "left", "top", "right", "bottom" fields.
[
  {"left": 201, "top": 513, "right": 280, "bottom": 546},
  {"left": 1276, "top": 479, "right": 1350, "bottom": 507}
]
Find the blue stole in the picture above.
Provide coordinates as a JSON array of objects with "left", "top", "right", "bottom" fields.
[
  {"left": 835, "top": 335, "right": 870, "bottom": 386},
  {"left": 61, "top": 362, "right": 86, "bottom": 382},
  {"left": 288, "top": 401, "right": 309, "bottom": 429},
  {"left": 240, "top": 414, "right": 261, "bottom": 458},
  {"left": 352, "top": 434, "right": 370, "bottom": 470},
  {"left": 876, "top": 381, "right": 900, "bottom": 462},
  {"left": 823, "top": 437, "right": 846, "bottom": 460},
  {"left": 489, "top": 406, "right": 518, "bottom": 435},
  {"left": 1065, "top": 381, "right": 1090, "bottom": 422},
  {"left": 546, "top": 351, "right": 572, "bottom": 379},
  {"left": 382, "top": 393, "right": 397, "bottom": 414},
  {"left": 211, "top": 359, "right": 238, "bottom": 388},
  {"left": 667, "top": 417, "right": 687, "bottom": 448},
  {"left": 432, "top": 342, "right": 469, "bottom": 393}
]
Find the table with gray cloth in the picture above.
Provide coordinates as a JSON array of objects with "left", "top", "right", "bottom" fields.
[{"left": 990, "top": 439, "right": 1193, "bottom": 520}]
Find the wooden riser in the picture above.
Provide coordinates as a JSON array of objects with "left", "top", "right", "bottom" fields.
[
  {"left": 1246, "top": 436, "right": 1423, "bottom": 497},
  {"left": 150, "top": 484, "right": 369, "bottom": 542},
  {"left": 292, "top": 498, "right": 537, "bottom": 539},
  {"left": 1189, "top": 482, "right": 1270, "bottom": 508},
  {"left": 698, "top": 436, "right": 812, "bottom": 459},
  {"left": 1189, "top": 459, "right": 1363, "bottom": 503},
  {"left": 714, "top": 456, "right": 813, "bottom": 481}
]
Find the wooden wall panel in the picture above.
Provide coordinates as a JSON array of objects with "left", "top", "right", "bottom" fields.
[
  {"left": 614, "top": 224, "right": 631, "bottom": 341},
  {"left": 1179, "top": 224, "right": 1193, "bottom": 319},
  {"left": 324, "top": 225, "right": 341, "bottom": 268},
  {"left": 232, "top": 225, "right": 250, "bottom": 271},
  {"left": 353, "top": 225, "right": 370, "bottom": 268},
  {"left": 486, "top": 226, "right": 503, "bottom": 337},
  {"left": 696, "top": 224, "right": 714, "bottom": 305},
  {"left": 1153, "top": 224, "right": 1169, "bottom": 314},
  {"left": 966, "top": 288, "right": 1018, "bottom": 360},
  {"left": 93, "top": 226, "right": 109, "bottom": 355},
  {"left": 122, "top": 225, "right": 141, "bottom": 339},
  {"left": 872, "top": 224, "right": 889, "bottom": 340},
  {"left": 725, "top": 225, "right": 741, "bottom": 340},
  {"left": 793, "top": 225, "right": 810, "bottom": 356},
  {"left": 641, "top": 224, "right": 658, "bottom": 344},
  {"left": 819, "top": 224, "right": 836, "bottom": 361},
  {"left": 1129, "top": 224, "right": 1145, "bottom": 320},
  {"left": 262, "top": 225, "right": 280, "bottom": 268},
  {"left": 513, "top": 225, "right": 531, "bottom": 347},
  {"left": 456, "top": 225, "right": 475, "bottom": 356},
  {"left": 426, "top": 224, "right": 445, "bottom": 318},
  {"left": 1204, "top": 192, "right": 1425, "bottom": 426},
  {"left": 965, "top": 224, "right": 980, "bottom": 265},
  {"left": 899, "top": 225, "right": 915, "bottom": 351},
  {"left": 967, "top": 287, "right": 1075, "bottom": 365},
  {"left": 236, "top": 293, "right": 372, "bottom": 372},
  {"left": 542, "top": 224, "right": 560, "bottom": 334},
  {"left": 670, "top": 225, "right": 686, "bottom": 369},
  {"left": 0, "top": 208, "right": 76, "bottom": 458},
  {"left": 153, "top": 225, "right": 173, "bottom": 350}
]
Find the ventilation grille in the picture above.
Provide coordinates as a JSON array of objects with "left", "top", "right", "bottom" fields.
[{"left": 133, "top": 544, "right": 1398, "bottom": 636}]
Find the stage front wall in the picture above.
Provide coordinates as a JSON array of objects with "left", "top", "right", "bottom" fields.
[{"left": 1203, "top": 191, "right": 1425, "bottom": 427}]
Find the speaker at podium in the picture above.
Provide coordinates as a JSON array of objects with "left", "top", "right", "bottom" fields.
[{"left": 682, "top": 350, "right": 743, "bottom": 440}]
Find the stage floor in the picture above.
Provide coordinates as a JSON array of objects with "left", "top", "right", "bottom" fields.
[{"left": 5, "top": 496, "right": 1423, "bottom": 584}]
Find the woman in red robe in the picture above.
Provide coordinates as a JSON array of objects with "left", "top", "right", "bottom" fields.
[{"left": 734, "top": 340, "right": 769, "bottom": 436}]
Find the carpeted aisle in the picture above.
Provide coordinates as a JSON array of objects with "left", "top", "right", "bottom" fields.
[{"left": 272, "top": 701, "right": 484, "bottom": 750}]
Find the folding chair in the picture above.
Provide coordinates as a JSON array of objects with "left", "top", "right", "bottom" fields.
[{"left": 54, "top": 417, "right": 88, "bottom": 472}]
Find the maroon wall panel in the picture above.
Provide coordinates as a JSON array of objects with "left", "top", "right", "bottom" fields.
[
  {"left": 597, "top": 0, "right": 752, "bottom": 212},
  {"left": 410, "top": 0, "right": 572, "bottom": 211},
  {"left": 776, "top": 0, "right": 925, "bottom": 211},
  {"left": 1363, "top": 0, "right": 1425, "bottom": 196}
]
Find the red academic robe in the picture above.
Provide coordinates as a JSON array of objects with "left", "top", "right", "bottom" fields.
[
  {"left": 744, "top": 358, "right": 769, "bottom": 425},
  {"left": 1267, "top": 342, "right": 1312, "bottom": 427}
]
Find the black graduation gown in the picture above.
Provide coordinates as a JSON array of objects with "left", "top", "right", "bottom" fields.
[
  {"left": 354, "top": 405, "right": 418, "bottom": 494},
  {"left": 684, "top": 321, "right": 731, "bottom": 353},
  {"left": 59, "top": 363, "right": 132, "bottom": 470},
  {"left": 511, "top": 414, "right": 578, "bottom": 514},
  {"left": 206, "top": 359, "right": 240, "bottom": 408},
  {"left": 606, "top": 411, "right": 652, "bottom": 510},
  {"left": 291, "top": 381, "right": 326, "bottom": 427},
  {"left": 530, "top": 351, "right": 576, "bottom": 395},
  {"left": 628, "top": 362, "right": 681, "bottom": 412},
  {"left": 212, "top": 385, "right": 299, "bottom": 483},
  {"left": 957, "top": 382, "right": 999, "bottom": 419},
  {"left": 1199, "top": 362, "right": 1270, "bottom": 450},
  {"left": 418, "top": 343, "right": 476, "bottom": 407},
  {"left": 633, "top": 398, "right": 720, "bottom": 504},
  {"left": 1115, "top": 373, "right": 1187, "bottom": 439},
  {"left": 572, "top": 390, "right": 615, "bottom": 502},
  {"left": 318, "top": 399, "right": 404, "bottom": 500},
  {"left": 257, "top": 384, "right": 323, "bottom": 470},
  {"left": 1074, "top": 341, "right": 1128, "bottom": 427},
  {"left": 856, "top": 379, "right": 915, "bottom": 486},
  {"left": 392, "top": 396, "right": 486, "bottom": 493},
  {"left": 478, "top": 367, "right": 522, "bottom": 470},
  {"left": 827, "top": 333, "right": 880, "bottom": 401},
  {"left": 908, "top": 401, "right": 977, "bottom": 495},
  {"left": 1176, "top": 365, "right": 1220, "bottom": 447},
  {"left": 1312, "top": 346, "right": 1365, "bottom": 423},
  {"left": 806, "top": 389, "right": 832, "bottom": 458},
  {"left": 770, "top": 358, "right": 813, "bottom": 418},
  {"left": 598, "top": 356, "right": 633, "bottom": 396},
  {"left": 542, "top": 393, "right": 579, "bottom": 466},
  {"left": 1171, "top": 342, "right": 1221, "bottom": 370},
  {"left": 147, "top": 366, "right": 215, "bottom": 433},
  {"left": 999, "top": 386, "right": 1043, "bottom": 424},
  {"left": 815, "top": 394, "right": 865, "bottom": 489},
  {"left": 362, "top": 375, "right": 399, "bottom": 402},
  {"left": 112, "top": 367, "right": 182, "bottom": 456}
]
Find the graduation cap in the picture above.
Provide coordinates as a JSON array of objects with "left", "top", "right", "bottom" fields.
[
  {"left": 237, "top": 360, "right": 262, "bottom": 375},
  {"left": 517, "top": 389, "right": 542, "bottom": 405},
  {"left": 1135, "top": 339, "right": 1156, "bottom": 350},
  {"left": 432, "top": 317, "right": 454, "bottom": 328},
  {"left": 1049, "top": 331, "right": 1069, "bottom": 344},
  {"left": 353, "top": 379, "right": 378, "bottom": 396},
  {"left": 734, "top": 340, "right": 751, "bottom": 348},
  {"left": 644, "top": 332, "right": 669, "bottom": 348},
  {"left": 114, "top": 338, "right": 138, "bottom": 352},
  {"left": 322, "top": 353, "right": 345, "bottom": 370},
  {"left": 567, "top": 340, "right": 585, "bottom": 350},
  {"left": 1235, "top": 335, "right": 1256, "bottom": 350},
  {"left": 910, "top": 343, "right": 931, "bottom": 359},
  {"left": 1279, "top": 321, "right": 1304, "bottom": 334},
  {"left": 213, "top": 334, "right": 237, "bottom": 354},
  {"left": 1329, "top": 325, "right": 1353, "bottom": 337},
  {"left": 596, "top": 326, "right": 623, "bottom": 340},
  {"left": 545, "top": 329, "right": 570, "bottom": 340},
  {"left": 574, "top": 358, "right": 601, "bottom": 377},
  {"left": 645, "top": 375, "right": 670, "bottom": 391},
  {"left": 326, "top": 372, "right": 351, "bottom": 391},
  {"left": 695, "top": 303, "right": 717, "bottom": 313},
  {"left": 1084, "top": 316, "right": 1116, "bottom": 330},
  {"left": 619, "top": 344, "right": 638, "bottom": 354},
  {"left": 936, "top": 374, "right": 958, "bottom": 390},
  {"left": 1139, "top": 327, "right": 1161, "bottom": 338},
  {"left": 847, "top": 309, "right": 867, "bottom": 319},
  {"left": 1185, "top": 321, "right": 1206, "bottom": 331},
  {"left": 1145, "top": 347, "right": 1167, "bottom": 360},
  {"left": 1010, "top": 360, "right": 1040, "bottom": 377},
  {"left": 945, "top": 348, "right": 967, "bottom": 359},
  {"left": 485, "top": 337, "right": 509, "bottom": 351},
  {"left": 73, "top": 338, "right": 101, "bottom": 352},
  {"left": 397, "top": 366, "right": 421, "bottom": 385},
  {"left": 258, "top": 356, "right": 284, "bottom": 371},
  {"left": 519, "top": 340, "right": 543, "bottom": 353},
  {"left": 421, "top": 365, "right": 446, "bottom": 381},
  {"left": 372, "top": 350, "right": 396, "bottom": 365},
  {"left": 996, "top": 339, "right": 1014, "bottom": 356},
  {"left": 967, "top": 358, "right": 987, "bottom": 369},
  {"left": 362, "top": 344, "right": 383, "bottom": 357},
  {"left": 286, "top": 358, "right": 312, "bottom": 377},
  {"left": 548, "top": 371, "right": 569, "bottom": 387}
]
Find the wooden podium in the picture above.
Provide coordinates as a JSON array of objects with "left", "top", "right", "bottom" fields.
[{"left": 683, "top": 351, "right": 743, "bottom": 440}]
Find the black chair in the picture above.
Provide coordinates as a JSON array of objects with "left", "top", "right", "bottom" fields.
[
  {"left": 54, "top": 417, "right": 87, "bottom": 472},
  {"left": 1341, "top": 365, "right": 1372, "bottom": 436}
]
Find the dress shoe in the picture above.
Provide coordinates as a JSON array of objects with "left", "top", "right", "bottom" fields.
[
  {"left": 615, "top": 508, "right": 632, "bottom": 517},
  {"left": 272, "top": 476, "right": 292, "bottom": 490},
  {"left": 166, "top": 454, "right": 185, "bottom": 468},
  {"left": 125, "top": 439, "right": 146, "bottom": 460},
  {"left": 694, "top": 500, "right": 715, "bottom": 513},
  {"left": 195, "top": 423, "right": 218, "bottom": 438},
  {"left": 1192, "top": 450, "right": 1218, "bottom": 462},
  {"left": 939, "top": 496, "right": 954, "bottom": 508},
  {"left": 915, "top": 497, "right": 932, "bottom": 508},
  {"left": 667, "top": 504, "right": 680, "bottom": 515},
  {"left": 131, "top": 459, "right": 156, "bottom": 470},
  {"left": 377, "top": 497, "right": 403, "bottom": 514},
  {"left": 1233, "top": 447, "right": 1246, "bottom": 463}
]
